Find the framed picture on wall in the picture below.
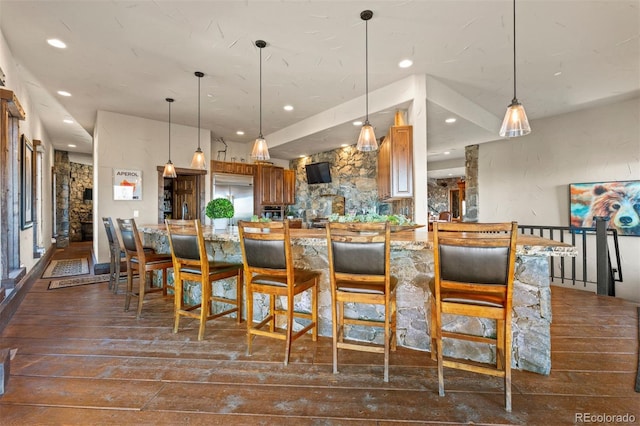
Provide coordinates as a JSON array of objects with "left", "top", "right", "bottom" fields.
[
  {"left": 113, "top": 168, "right": 142, "bottom": 200},
  {"left": 569, "top": 180, "right": 640, "bottom": 236},
  {"left": 21, "top": 134, "right": 34, "bottom": 229}
]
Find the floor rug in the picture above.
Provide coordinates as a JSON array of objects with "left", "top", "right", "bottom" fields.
[
  {"left": 48, "top": 274, "right": 110, "bottom": 290},
  {"left": 42, "top": 258, "right": 89, "bottom": 278}
]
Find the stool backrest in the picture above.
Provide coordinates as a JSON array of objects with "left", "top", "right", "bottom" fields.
[
  {"left": 115, "top": 218, "right": 149, "bottom": 262},
  {"left": 165, "top": 219, "right": 202, "bottom": 262},
  {"left": 326, "top": 221, "right": 391, "bottom": 281},
  {"left": 238, "top": 220, "right": 290, "bottom": 273}
]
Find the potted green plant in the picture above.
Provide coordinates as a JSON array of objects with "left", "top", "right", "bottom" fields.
[{"left": 206, "top": 198, "right": 234, "bottom": 230}]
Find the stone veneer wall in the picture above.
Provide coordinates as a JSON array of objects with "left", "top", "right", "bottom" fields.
[
  {"left": 427, "top": 177, "right": 459, "bottom": 215},
  {"left": 288, "top": 146, "right": 379, "bottom": 219},
  {"left": 288, "top": 145, "right": 416, "bottom": 221},
  {"left": 69, "top": 162, "right": 93, "bottom": 242},
  {"left": 54, "top": 151, "right": 70, "bottom": 248},
  {"left": 464, "top": 144, "right": 479, "bottom": 222}
]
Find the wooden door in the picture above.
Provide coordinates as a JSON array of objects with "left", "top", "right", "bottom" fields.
[{"left": 173, "top": 175, "right": 198, "bottom": 220}]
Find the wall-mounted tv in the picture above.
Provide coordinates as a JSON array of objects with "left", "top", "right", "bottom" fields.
[{"left": 305, "top": 162, "right": 332, "bottom": 184}]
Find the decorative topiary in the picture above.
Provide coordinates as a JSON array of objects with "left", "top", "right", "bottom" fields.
[{"left": 206, "top": 198, "right": 234, "bottom": 219}]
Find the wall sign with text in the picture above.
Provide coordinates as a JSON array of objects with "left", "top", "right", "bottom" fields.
[{"left": 113, "top": 168, "right": 142, "bottom": 200}]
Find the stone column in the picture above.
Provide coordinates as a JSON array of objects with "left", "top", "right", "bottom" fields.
[
  {"left": 54, "top": 150, "right": 70, "bottom": 248},
  {"left": 464, "top": 144, "right": 479, "bottom": 222}
]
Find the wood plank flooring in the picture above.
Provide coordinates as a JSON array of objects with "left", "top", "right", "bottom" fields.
[{"left": 0, "top": 243, "right": 638, "bottom": 425}]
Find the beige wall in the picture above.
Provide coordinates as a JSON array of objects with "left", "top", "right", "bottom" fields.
[
  {"left": 93, "top": 110, "right": 211, "bottom": 264},
  {"left": 478, "top": 97, "right": 640, "bottom": 302},
  {"left": 1, "top": 29, "right": 55, "bottom": 272}
]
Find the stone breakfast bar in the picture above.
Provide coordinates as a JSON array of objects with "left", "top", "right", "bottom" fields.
[{"left": 139, "top": 224, "right": 577, "bottom": 375}]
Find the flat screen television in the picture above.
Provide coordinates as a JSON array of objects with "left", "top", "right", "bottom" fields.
[{"left": 305, "top": 162, "right": 332, "bottom": 184}]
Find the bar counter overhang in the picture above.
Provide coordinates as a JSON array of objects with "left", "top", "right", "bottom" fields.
[{"left": 139, "top": 224, "right": 577, "bottom": 375}]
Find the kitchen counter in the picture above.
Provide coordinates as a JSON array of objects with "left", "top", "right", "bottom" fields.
[{"left": 139, "top": 223, "right": 577, "bottom": 375}]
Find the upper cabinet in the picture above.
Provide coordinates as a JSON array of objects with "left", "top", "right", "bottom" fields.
[
  {"left": 254, "top": 164, "right": 285, "bottom": 207},
  {"left": 377, "top": 125, "right": 413, "bottom": 200},
  {"left": 211, "top": 160, "right": 255, "bottom": 176}
]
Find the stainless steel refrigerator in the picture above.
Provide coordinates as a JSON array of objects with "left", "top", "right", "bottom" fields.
[{"left": 212, "top": 174, "right": 254, "bottom": 224}]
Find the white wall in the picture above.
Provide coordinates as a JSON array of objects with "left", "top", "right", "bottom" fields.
[
  {"left": 93, "top": 110, "right": 211, "bottom": 264},
  {"left": 1, "top": 29, "right": 55, "bottom": 272},
  {"left": 479, "top": 97, "right": 640, "bottom": 302}
]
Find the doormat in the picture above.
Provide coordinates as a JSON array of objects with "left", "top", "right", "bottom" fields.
[
  {"left": 48, "top": 274, "right": 110, "bottom": 290},
  {"left": 42, "top": 258, "right": 89, "bottom": 278}
]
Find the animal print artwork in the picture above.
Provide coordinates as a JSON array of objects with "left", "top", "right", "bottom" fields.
[{"left": 570, "top": 180, "right": 640, "bottom": 236}]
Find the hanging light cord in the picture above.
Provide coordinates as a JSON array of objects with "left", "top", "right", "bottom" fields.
[
  {"left": 259, "top": 45, "right": 263, "bottom": 138},
  {"left": 512, "top": 0, "right": 517, "bottom": 102},
  {"left": 365, "top": 17, "right": 369, "bottom": 123},
  {"left": 197, "top": 74, "right": 201, "bottom": 149},
  {"left": 167, "top": 98, "right": 172, "bottom": 161}
]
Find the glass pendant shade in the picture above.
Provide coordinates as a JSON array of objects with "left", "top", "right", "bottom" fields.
[
  {"left": 191, "top": 71, "right": 206, "bottom": 169},
  {"left": 499, "top": 99, "right": 531, "bottom": 138},
  {"left": 357, "top": 122, "right": 378, "bottom": 151},
  {"left": 163, "top": 97, "right": 177, "bottom": 178},
  {"left": 163, "top": 160, "right": 177, "bottom": 178},
  {"left": 251, "top": 136, "right": 270, "bottom": 161},
  {"left": 190, "top": 147, "right": 206, "bottom": 169}
]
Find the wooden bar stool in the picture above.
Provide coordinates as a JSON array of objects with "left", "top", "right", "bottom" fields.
[
  {"left": 116, "top": 218, "right": 173, "bottom": 318},
  {"left": 238, "top": 219, "right": 319, "bottom": 365},
  {"left": 429, "top": 221, "right": 518, "bottom": 411},
  {"left": 165, "top": 219, "right": 243, "bottom": 341},
  {"left": 326, "top": 221, "right": 397, "bottom": 382}
]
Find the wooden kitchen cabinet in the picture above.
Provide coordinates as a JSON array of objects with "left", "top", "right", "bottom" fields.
[
  {"left": 377, "top": 125, "right": 413, "bottom": 200},
  {"left": 211, "top": 160, "right": 254, "bottom": 176},
  {"left": 283, "top": 169, "right": 296, "bottom": 205},
  {"left": 254, "top": 164, "right": 285, "bottom": 208}
]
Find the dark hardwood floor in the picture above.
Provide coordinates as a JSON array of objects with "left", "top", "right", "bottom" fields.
[{"left": 0, "top": 242, "right": 638, "bottom": 425}]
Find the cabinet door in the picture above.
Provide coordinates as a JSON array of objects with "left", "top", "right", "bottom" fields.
[
  {"left": 283, "top": 169, "right": 296, "bottom": 205},
  {"left": 211, "top": 161, "right": 225, "bottom": 173},
  {"left": 390, "top": 125, "right": 413, "bottom": 198},
  {"left": 272, "top": 167, "right": 284, "bottom": 204},
  {"left": 259, "top": 165, "right": 273, "bottom": 204},
  {"left": 377, "top": 136, "right": 391, "bottom": 200}
]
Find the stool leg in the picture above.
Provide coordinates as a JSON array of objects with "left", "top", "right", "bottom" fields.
[
  {"left": 124, "top": 263, "right": 134, "bottom": 311},
  {"left": 136, "top": 269, "right": 147, "bottom": 319},
  {"left": 173, "top": 267, "right": 183, "bottom": 334},
  {"left": 235, "top": 270, "right": 243, "bottom": 324}
]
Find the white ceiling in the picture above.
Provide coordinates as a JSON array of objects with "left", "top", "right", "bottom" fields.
[{"left": 1, "top": 0, "right": 638, "bottom": 179}]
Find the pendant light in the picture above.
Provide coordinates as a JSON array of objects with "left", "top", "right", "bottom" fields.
[
  {"left": 251, "top": 39, "right": 270, "bottom": 161},
  {"left": 356, "top": 10, "right": 377, "bottom": 152},
  {"left": 163, "top": 98, "right": 177, "bottom": 178},
  {"left": 499, "top": 0, "right": 531, "bottom": 138},
  {"left": 190, "top": 71, "right": 206, "bottom": 169}
]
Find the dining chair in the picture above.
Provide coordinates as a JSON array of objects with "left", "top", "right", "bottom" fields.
[
  {"left": 116, "top": 218, "right": 174, "bottom": 318},
  {"left": 102, "top": 217, "right": 124, "bottom": 293},
  {"left": 325, "top": 221, "right": 397, "bottom": 382},
  {"left": 237, "top": 219, "right": 319, "bottom": 365},
  {"left": 429, "top": 221, "right": 518, "bottom": 411},
  {"left": 165, "top": 219, "right": 243, "bottom": 340},
  {"left": 438, "top": 211, "right": 452, "bottom": 222}
]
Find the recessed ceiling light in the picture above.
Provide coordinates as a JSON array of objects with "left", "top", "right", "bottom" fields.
[
  {"left": 57, "top": 90, "right": 71, "bottom": 97},
  {"left": 299, "top": 154, "right": 306, "bottom": 158},
  {"left": 63, "top": 119, "right": 74, "bottom": 124},
  {"left": 236, "top": 130, "right": 245, "bottom": 135},
  {"left": 444, "top": 151, "right": 451, "bottom": 155},
  {"left": 283, "top": 105, "right": 294, "bottom": 111},
  {"left": 398, "top": 59, "right": 413, "bottom": 68},
  {"left": 47, "top": 38, "right": 66, "bottom": 49},
  {"left": 448, "top": 173, "right": 453, "bottom": 176},
  {"left": 352, "top": 121, "right": 363, "bottom": 126},
  {"left": 67, "top": 144, "right": 76, "bottom": 148},
  {"left": 554, "top": 71, "right": 562, "bottom": 76},
  {"left": 445, "top": 118, "right": 457, "bottom": 124},
  {"left": 340, "top": 144, "right": 349, "bottom": 147}
]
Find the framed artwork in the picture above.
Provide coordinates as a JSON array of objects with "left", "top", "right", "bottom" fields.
[
  {"left": 113, "top": 168, "right": 142, "bottom": 200},
  {"left": 21, "top": 134, "right": 34, "bottom": 229},
  {"left": 570, "top": 180, "right": 640, "bottom": 236}
]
